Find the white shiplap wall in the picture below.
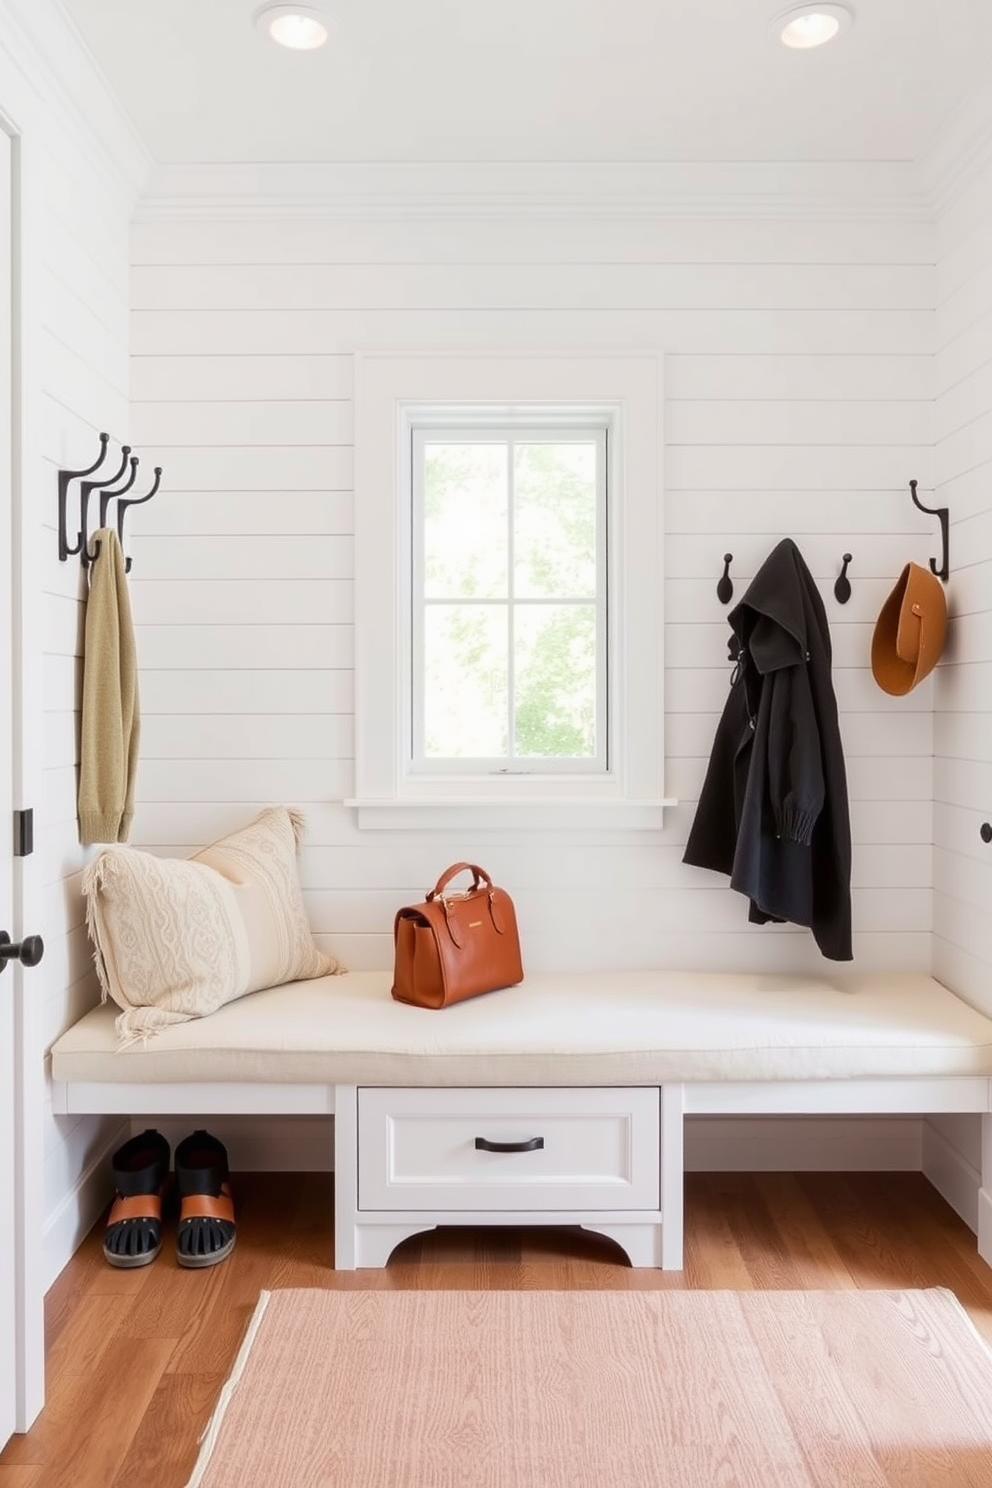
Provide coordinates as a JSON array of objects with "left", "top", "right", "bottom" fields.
[
  {"left": 3, "top": 3, "right": 148, "bottom": 1283},
  {"left": 925, "top": 156, "right": 992, "bottom": 1221},
  {"left": 128, "top": 212, "right": 938, "bottom": 979},
  {"left": 933, "top": 158, "right": 992, "bottom": 1011}
]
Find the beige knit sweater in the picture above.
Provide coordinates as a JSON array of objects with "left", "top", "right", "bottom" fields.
[{"left": 77, "top": 528, "right": 140, "bottom": 845}]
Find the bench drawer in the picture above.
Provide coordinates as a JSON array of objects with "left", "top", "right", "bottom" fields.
[{"left": 357, "top": 1087, "right": 660, "bottom": 1212}]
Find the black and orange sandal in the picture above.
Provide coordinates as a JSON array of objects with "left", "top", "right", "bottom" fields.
[
  {"left": 175, "top": 1130, "right": 237, "bottom": 1269},
  {"left": 103, "top": 1129, "right": 171, "bottom": 1269}
]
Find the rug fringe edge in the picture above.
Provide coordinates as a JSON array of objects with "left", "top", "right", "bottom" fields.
[{"left": 182, "top": 1290, "right": 273, "bottom": 1488}]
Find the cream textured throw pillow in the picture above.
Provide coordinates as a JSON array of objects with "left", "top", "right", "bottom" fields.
[{"left": 82, "top": 806, "right": 342, "bottom": 1045}]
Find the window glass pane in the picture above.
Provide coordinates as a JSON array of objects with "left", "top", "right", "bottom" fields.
[
  {"left": 513, "top": 603, "right": 597, "bottom": 758},
  {"left": 514, "top": 442, "right": 597, "bottom": 600},
  {"left": 423, "top": 604, "right": 507, "bottom": 757},
  {"left": 423, "top": 443, "right": 507, "bottom": 599}
]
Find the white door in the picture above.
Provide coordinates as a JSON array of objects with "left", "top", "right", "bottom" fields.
[{"left": 0, "top": 120, "right": 16, "bottom": 1449}]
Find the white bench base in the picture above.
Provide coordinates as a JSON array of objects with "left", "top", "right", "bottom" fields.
[{"left": 52, "top": 1071, "right": 992, "bottom": 1272}]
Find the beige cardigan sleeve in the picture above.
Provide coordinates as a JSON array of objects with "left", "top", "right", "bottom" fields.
[{"left": 77, "top": 528, "right": 140, "bottom": 845}]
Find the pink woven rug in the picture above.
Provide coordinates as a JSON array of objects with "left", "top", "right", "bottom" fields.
[{"left": 186, "top": 1287, "right": 992, "bottom": 1487}]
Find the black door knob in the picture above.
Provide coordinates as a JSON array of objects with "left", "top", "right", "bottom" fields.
[{"left": 0, "top": 931, "right": 45, "bottom": 971}]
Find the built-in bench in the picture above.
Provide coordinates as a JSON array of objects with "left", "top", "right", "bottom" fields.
[{"left": 49, "top": 970, "right": 992, "bottom": 1271}]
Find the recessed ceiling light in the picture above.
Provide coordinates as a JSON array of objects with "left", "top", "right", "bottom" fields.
[
  {"left": 253, "top": 3, "right": 336, "bottom": 51},
  {"left": 768, "top": 3, "right": 854, "bottom": 49}
]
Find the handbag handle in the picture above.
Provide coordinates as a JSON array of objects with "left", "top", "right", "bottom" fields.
[{"left": 427, "top": 862, "right": 492, "bottom": 901}]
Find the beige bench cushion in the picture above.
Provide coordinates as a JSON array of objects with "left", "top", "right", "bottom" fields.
[{"left": 49, "top": 970, "right": 992, "bottom": 1087}]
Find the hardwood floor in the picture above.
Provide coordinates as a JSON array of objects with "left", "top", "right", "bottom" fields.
[{"left": 3, "top": 1170, "right": 992, "bottom": 1486}]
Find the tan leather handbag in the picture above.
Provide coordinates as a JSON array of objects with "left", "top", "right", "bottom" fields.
[{"left": 392, "top": 862, "right": 523, "bottom": 1009}]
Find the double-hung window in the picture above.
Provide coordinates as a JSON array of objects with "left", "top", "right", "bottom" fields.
[
  {"left": 352, "top": 351, "right": 671, "bottom": 829},
  {"left": 411, "top": 417, "right": 608, "bottom": 776}
]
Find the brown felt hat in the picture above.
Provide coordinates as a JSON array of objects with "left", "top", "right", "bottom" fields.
[{"left": 871, "top": 562, "right": 948, "bottom": 696}]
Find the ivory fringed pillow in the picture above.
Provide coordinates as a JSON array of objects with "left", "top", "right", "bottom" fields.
[{"left": 82, "top": 806, "right": 342, "bottom": 1045}]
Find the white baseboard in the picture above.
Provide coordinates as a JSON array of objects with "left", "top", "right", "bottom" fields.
[
  {"left": 134, "top": 1114, "right": 924, "bottom": 1175},
  {"left": 684, "top": 1116, "right": 922, "bottom": 1172},
  {"left": 923, "top": 1118, "right": 981, "bottom": 1235},
  {"left": 42, "top": 1119, "right": 129, "bottom": 1290}
]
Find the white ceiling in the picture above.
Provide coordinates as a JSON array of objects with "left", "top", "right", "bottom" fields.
[{"left": 61, "top": 0, "right": 992, "bottom": 166}]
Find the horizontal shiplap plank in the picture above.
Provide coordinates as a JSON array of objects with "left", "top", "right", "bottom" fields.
[
  {"left": 43, "top": 654, "right": 81, "bottom": 714},
  {"left": 937, "top": 257, "right": 992, "bottom": 354},
  {"left": 129, "top": 578, "right": 352, "bottom": 625},
  {"left": 933, "top": 891, "right": 992, "bottom": 968},
  {"left": 43, "top": 765, "right": 78, "bottom": 829},
  {"left": 665, "top": 445, "right": 932, "bottom": 491},
  {"left": 933, "top": 755, "right": 992, "bottom": 814},
  {"left": 134, "top": 623, "right": 352, "bottom": 671},
  {"left": 665, "top": 754, "right": 931, "bottom": 806},
  {"left": 130, "top": 399, "right": 352, "bottom": 448},
  {"left": 664, "top": 665, "right": 933, "bottom": 717},
  {"left": 933, "top": 847, "right": 992, "bottom": 918},
  {"left": 41, "top": 328, "right": 129, "bottom": 432},
  {"left": 932, "top": 662, "right": 992, "bottom": 713},
  {"left": 663, "top": 489, "right": 934, "bottom": 538},
  {"left": 136, "top": 758, "right": 353, "bottom": 803},
  {"left": 125, "top": 534, "right": 353, "bottom": 581},
  {"left": 125, "top": 490, "right": 352, "bottom": 537},
  {"left": 665, "top": 709, "right": 933, "bottom": 760},
  {"left": 131, "top": 353, "right": 354, "bottom": 402},
  {"left": 130, "top": 308, "right": 933, "bottom": 358},
  {"left": 935, "top": 307, "right": 992, "bottom": 395},
  {"left": 665, "top": 534, "right": 934, "bottom": 584},
  {"left": 139, "top": 713, "right": 353, "bottom": 761},
  {"left": 44, "top": 264, "right": 129, "bottom": 384},
  {"left": 935, "top": 709, "right": 992, "bottom": 762},
  {"left": 130, "top": 445, "right": 353, "bottom": 491},
  {"left": 139, "top": 668, "right": 353, "bottom": 715},
  {"left": 932, "top": 939, "right": 992, "bottom": 1020},
  {"left": 936, "top": 357, "right": 992, "bottom": 443},
  {"left": 666, "top": 354, "right": 932, "bottom": 403},
  {"left": 666, "top": 620, "right": 874, "bottom": 672},
  {"left": 937, "top": 188, "right": 992, "bottom": 300},
  {"left": 934, "top": 409, "right": 992, "bottom": 487},
  {"left": 318, "top": 928, "right": 930, "bottom": 976},
  {"left": 43, "top": 708, "right": 78, "bottom": 771},
  {"left": 666, "top": 576, "right": 905, "bottom": 626},
  {"left": 299, "top": 883, "right": 930, "bottom": 937},
  {"left": 668, "top": 400, "right": 932, "bottom": 447},
  {"left": 130, "top": 262, "right": 935, "bottom": 313},
  {"left": 130, "top": 218, "right": 936, "bottom": 268},
  {"left": 45, "top": 593, "right": 84, "bottom": 658},
  {"left": 933, "top": 802, "right": 992, "bottom": 865}
]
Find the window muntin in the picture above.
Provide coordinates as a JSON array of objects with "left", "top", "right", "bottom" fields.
[{"left": 410, "top": 422, "right": 609, "bottom": 776}]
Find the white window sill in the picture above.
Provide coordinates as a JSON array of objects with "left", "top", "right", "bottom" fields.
[{"left": 343, "top": 798, "right": 679, "bottom": 831}]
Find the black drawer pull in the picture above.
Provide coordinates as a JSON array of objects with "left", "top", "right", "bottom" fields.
[{"left": 474, "top": 1136, "right": 545, "bottom": 1154}]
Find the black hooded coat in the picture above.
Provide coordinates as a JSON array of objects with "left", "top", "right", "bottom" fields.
[{"left": 683, "top": 538, "right": 852, "bottom": 961}]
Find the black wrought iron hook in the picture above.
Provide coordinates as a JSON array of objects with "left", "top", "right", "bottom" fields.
[
  {"left": 116, "top": 465, "right": 162, "bottom": 572},
  {"left": 83, "top": 456, "right": 140, "bottom": 568},
  {"left": 909, "top": 479, "right": 950, "bottom": 582},
  {"left": 57, "top": 432, "right": 110, "bottom": 561},
  {"left": 834, "top": 553, "right": 853, "bottom": 605},
  {"left": 717, "top": 553, "right": 734, "bottom": 605},
  {"left": 77, "top": 445, "right": 132, "bottom": 564}
]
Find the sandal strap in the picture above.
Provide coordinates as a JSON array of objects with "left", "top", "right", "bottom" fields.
[
  {"left": 180, "top": 1187, "right": 235, "bottom": 1225},
  {"left": 108, "top": 1192, "right": 163, "bottom": 1225}
]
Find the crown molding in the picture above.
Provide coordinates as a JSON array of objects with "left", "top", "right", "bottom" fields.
[
  {"left": 134, "top": 159, "right": 930, "bottom": 224},
  {"left": 917, "top": 78, "right": 992, "bottom": 218},
  {"left": 3, "top": 0, "right": 151, "bottom": 203}
]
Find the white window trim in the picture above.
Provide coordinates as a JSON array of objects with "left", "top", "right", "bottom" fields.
[{"left": 350, "top": 349, "right": 675, "bottom": 830}]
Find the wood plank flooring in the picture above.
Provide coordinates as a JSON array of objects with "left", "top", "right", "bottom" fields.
[{"left": 3, "top": 1171, "right": 992, "bottom": 1486}]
